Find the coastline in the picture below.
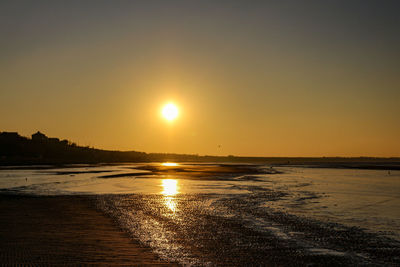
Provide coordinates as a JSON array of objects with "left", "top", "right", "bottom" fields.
[{"left": 0, "top": 194, "right": 177, "bottom": 266}]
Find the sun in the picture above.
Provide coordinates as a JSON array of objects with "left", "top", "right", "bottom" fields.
[{"left": 162, "top": 103, "right": 179, "bottom": 121}]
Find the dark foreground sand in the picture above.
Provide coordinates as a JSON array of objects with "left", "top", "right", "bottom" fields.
[{"left": 0, "top": 195, "right": 177, "bottom": 266}]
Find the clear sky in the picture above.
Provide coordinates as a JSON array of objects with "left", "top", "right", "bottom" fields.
[{"left": 1, "top": 1, "right": 399, "bottom": 157}]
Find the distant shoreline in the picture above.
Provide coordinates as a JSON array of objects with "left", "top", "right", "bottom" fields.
[
  {"left": 1, "top": 131, "right": 399, "bottom": 169},
  {"left": 1, "top": 160, "right": 400, "bottom": 171}
]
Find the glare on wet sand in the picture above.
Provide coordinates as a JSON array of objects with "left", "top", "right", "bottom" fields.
[
  {"left": 161, "top": 179, "right": 179, "bottom": 213},
  {"left": 161, "top": 179, "right": 178, "bottom": 196}
]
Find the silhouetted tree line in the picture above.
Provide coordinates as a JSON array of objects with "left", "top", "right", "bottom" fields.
[
  {"left": 1, "top": 131, "right": 399, "bottom": 167},
  {"left": 0, "top": 131, "right": 148, "bottom": 165},
  {"left": 0, "top": 131, "right": 274, "bottom": 165},
  {"left": 0, "top": 131, "right": 239, "bottom": 165}
]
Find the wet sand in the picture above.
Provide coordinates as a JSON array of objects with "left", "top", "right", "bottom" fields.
[
  {"left": 99, "top": 193, "right": 400, "bottom": 266},
  {"left": 0, "top": 194, "right": 177, "bottom": 266},
  {"left": 1, "top": 164, "right": 400, "bottom": 265},
  {"left": 100, "top": 163, "right": 277, "bottom": 179}
]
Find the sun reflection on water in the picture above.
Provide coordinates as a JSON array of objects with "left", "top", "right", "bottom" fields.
[
  {"left": 161, "top": 179, "right": 179, "bottom": 213},
  {"left": 161, "top": 162, "right": 178, "bottom": 167}
]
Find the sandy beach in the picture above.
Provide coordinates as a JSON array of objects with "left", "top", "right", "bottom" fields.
[
  {"left": 0, "top": 194, "right": 177, "bottom": 266},
  {"left": 1, "top": 163, "right": 400, "bottom": 265}
]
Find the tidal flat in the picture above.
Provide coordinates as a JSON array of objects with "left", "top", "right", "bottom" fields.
[{"left": 1, "top": 163, "right": 399, "bottom": 265}]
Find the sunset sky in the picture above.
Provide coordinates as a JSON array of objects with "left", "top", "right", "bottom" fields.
[{"left": 1, "top": 1, "right": 399, "bottom": 157}]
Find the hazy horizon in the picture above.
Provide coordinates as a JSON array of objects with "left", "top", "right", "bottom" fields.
[{"left": 1, "top": 1, "right": 399, "bottom": 157}]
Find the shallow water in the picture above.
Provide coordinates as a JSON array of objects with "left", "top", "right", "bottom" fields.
[
  {"left": 268, "top": 167, "right": 400, "bottom": 238},
  {"left": 1, "top": 163, "right": 400, "bottom": 265}
]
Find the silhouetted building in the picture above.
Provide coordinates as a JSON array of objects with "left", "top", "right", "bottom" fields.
[
  {"left": 0, "top": 132, "right": 20, "bottom": 140},
  {"left": 60, "top": 139, "right": 68, "bottom": 145},
  {"left": 32, "top": 131, "right": 47, "bottom": 141}
]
